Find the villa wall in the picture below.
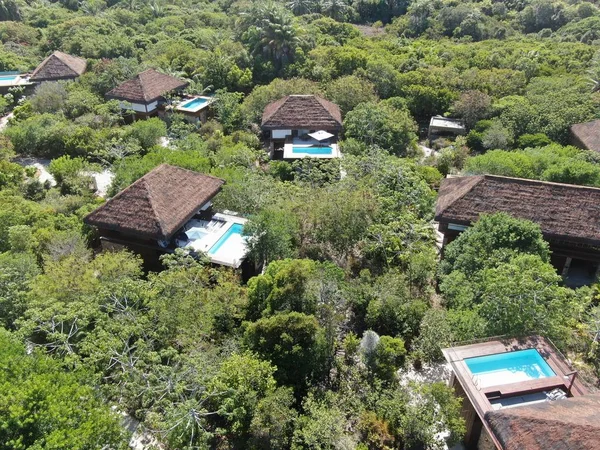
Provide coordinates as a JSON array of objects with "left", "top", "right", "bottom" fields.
[
  {"left": 477, "top": 429, "right": 497, "bottom": 450},
  {"left": 452, "top": 377, "right": 483, "bottom": 449},
  {"left": 119, "top": 101, "right": 158, "bottom": 114},
  {"left": 272, "top": 129, "right": 291, "bottom": 139},
  {"left": 438, "top": 221, "right": 600, "bottom": 285}
]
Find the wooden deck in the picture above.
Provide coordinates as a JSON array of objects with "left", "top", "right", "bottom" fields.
[
  {"left": 444, "top": 336, "right": 586, "bottom": 413},
  {"left": 443, "top": 336, "right": 588, "bottom": 449}
]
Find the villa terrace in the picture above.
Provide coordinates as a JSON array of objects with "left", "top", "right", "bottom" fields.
[
  {"left": 175, "top": 212, "right": 247, "bottom": 268},
  {"left": 171, "top": 95, "right": 214, "bottom": 124},
  {"left": 442, "top": 336, "right": 587, "bottom": 449},
  {"left": 281, "top": 134, "right": 341, "bottom": 159}
]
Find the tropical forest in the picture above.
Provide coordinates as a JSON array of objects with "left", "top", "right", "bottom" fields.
[{"left": 0, "top": 0, "right": 600, "bottom": 448}]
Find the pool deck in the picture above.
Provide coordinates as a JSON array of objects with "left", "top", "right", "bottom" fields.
[
  {"left": 177, "top": 212, "right": 247, "bottom": 268},
  {"left": 443, "top": 336, "right": 587, "bottom": 417},
  {"left": 175, "top": 95, "right": 213, "bottom": 114},
  {"left": 0, "top": 75, "right": 33, "bottom": 87},
  {"left": 283, "top": 138, "right": 341, "bottom": 159}
]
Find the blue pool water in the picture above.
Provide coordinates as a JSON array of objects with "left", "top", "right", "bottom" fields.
[
  {"left": 0, "top": 75, "right": 18, "bottom": 81},
  {"left": 292, "top": 146, "right": 333, "bottom": 155},
  {"left": 209, "top": 223, "right": 244, "bottom": 255},
  {"left": 181, "top": 97, "right": 208, "bottom": 110},
  {"left": 465, "top": 349, "right": 555, "bottom": 387}
]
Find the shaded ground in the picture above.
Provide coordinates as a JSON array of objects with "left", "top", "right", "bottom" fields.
[
  {"left": 14, "top": 156, "right": 114, "bottom": 198},
  {"left": 13, "top": 156, "right": 57, "bottom": 187},
  {"left": 353, "top": 24, "right": 386, "bottom": 37}
]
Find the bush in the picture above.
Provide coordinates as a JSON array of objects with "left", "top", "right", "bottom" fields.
[
  {"left": 370, "top": 335, "right": 406, "bottom": 382},
  {"left": 126, "top": 117, "right": 167, "bottom": 151},
  {"left": 517, "top": 133, "right": 551, "bottom": 148},
  {"left": 344, "top": 101, "right": 418, "bottom": 157}
]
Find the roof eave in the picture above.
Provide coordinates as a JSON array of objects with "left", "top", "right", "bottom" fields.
[{"left": 261, "top": 123, "right": 343, "bottom": 130}]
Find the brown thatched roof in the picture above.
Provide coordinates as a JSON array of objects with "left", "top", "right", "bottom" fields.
[
  {"left": 435, "top": 175, "right": 600, "bottom": 246},
  {"left": 261, "top": 95, "right": 342, "bottom": 130},
  {"left": 84, "top": 164, "right": 224, "bottom": 240},
  {"left": 570, "top": 119, "right": 600, "bottom": 153},
  {"left": 485, "top": 394, "right": 600, "bottom": 450},
  {"left": 105, "top": 69, "right": 188, "bottom": 104},
  {"left": 30, "top": 51, "right": 87, "bottom": 82}
]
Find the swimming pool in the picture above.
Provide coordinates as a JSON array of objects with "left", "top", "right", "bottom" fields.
[
  {"left": 180, "top": 97, "right": 209, "bottom": 110},
  {"left": 465, "top": 349, "right": 555, "bottom": 388},
  {"left": 292, "top": 146, "right": 333, "bottom": 155},
  {"left": 0, "top": 75, "right": 18, "bottom": 81},
  {"left": 209, "top": 223, "right": 244, "bottom": 255}
]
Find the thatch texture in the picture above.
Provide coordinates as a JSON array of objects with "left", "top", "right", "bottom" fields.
[
  {"left": 30, "top": 51, "right": 87, "bottom": 82},
  {"left": 570, "top": 119, "right": 600, "bottom": 153},
  {"left": 106, "top": 69, "right": 188, "bottom": 103},
  {"left": 485, "top": 394, "right": 600, "bottom": 450},
  {"left": 435, "top": 175, "right": 600, "bottom": 246},
  {"left": 84, "top": 164, "right": 224, "bottom": 240},
  {"left": 261, "top": 95, "right": 342, "bottom": 130}
]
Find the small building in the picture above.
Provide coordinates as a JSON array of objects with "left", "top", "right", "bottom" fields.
[
  {"left": 428, "top": 115, "right": 466, "bottom": 140},
  {"left": 570, "top": 119, "right": 600, "bottom": 153},
  {"left": 442, "top": 336, "right": 589, "bottom": 450},
  {"left": 261, "top": 95, "right": 342, "bottom": 160},
  {"left": 435, "top": 174, "right": 600, "bottom": 286},
  {"left": 105, "top": 69, "right": 188, "bottom": 119},
  {"left": 84, "top": 164, "right": 248, "bottom": 270},
  {"left": 30, "top": 51, "right": 87, "bottom": 83}
]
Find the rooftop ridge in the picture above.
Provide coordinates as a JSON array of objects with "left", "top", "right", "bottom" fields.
[{"left": 479, "top": 173, "right": 600, "bottom": 192}]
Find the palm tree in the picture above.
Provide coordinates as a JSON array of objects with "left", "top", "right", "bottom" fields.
[
  {"left": 321, "top": 0, "right": 351, "bottom": 21},
  {"left": 287, "top": 0, "right": 316, "bottom": 16},
  {"left": 587, "top": 63, "right": 600, "bottom": 93},
  {"left": 122, "top": 0, "right": 139, "bottom": 11},
  {"left": 251, "top": 4, "right": 300, "bottom": 69},
  {"left": 147, "top": 0, "right": 165, "bottom": 18}
]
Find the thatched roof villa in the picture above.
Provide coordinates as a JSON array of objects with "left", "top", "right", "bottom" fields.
[
  {"left": 84, "top": 164, "right": 248, "bottom": 269},
  {"left": 570, "top": 119, "right": 600, "bottom": 153},
  {"left": 105, "top": 69, "right": 188, "bottom": 118},
  {"left": 30, "top": 51, "right": 87, "bottom": 82},
  {"left": 435, "top": 174, "right": 600, "bottom": 286},
  {"left": 261, "top": 95, "right": 343, "bottom": 159}
]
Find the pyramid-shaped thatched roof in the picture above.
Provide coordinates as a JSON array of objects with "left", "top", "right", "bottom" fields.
[
  {"left": 261, "top": 95, "right": 342, "bottom": 130},
  {"left": 106, "top": 69, "right": 188, "bottom": 104},
  {"left": 485, "top": 394, "right": 600, "bottom": 450},
  {"left": 435, "top": 175, "right": 600, "bottom": 246},
  {"left": 30, "top": 51, "right": 87, "bottom": 82},
  {"left": 571, "top": 119, "right": 600, "bottom": 153},
  {"left": 84, "top": 164, "right": 224, "bottom": 240}
]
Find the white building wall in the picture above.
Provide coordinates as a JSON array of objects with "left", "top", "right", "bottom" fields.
[
  {"left": 272, "top": 129, "right": 292, "bottom": 139},
  {"left": 119, "top": 101, "right": 158, "bottom": 113}
]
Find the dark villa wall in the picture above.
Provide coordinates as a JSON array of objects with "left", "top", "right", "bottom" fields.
[
  {"left": 95, "top": 228, "right": 258, "bottom": 280},
  {"left": 97, "top": 229, "right": 167, "bottom": 271},
  {"left": 451, "top": 376, "right": 483, "bottom": 449},
  {"left": 438, "top": 221, "right": 600, "bottom": 286}
]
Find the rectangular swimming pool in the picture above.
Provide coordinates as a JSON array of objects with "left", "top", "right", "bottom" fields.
[
  {"left": 465, "top": 349, "right": 555, "bottom": 388},
  {"left": 292, "top": 146, "right": 333, "bottom": 155},
  {"left": 209, "top": 223, "right": 244, "bottom": 255},
  {"left": 180, "top": 97, "right": 209, "bottom": 110},
  {"left": 0, "top": 75, "right": 18, "bottom": 81}
]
